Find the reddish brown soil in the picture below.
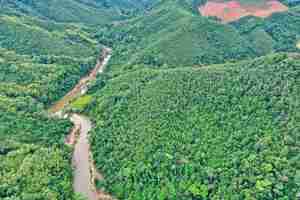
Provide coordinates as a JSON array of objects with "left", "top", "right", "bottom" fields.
[
  {"left": 199, "top": 0, "right": 288, "bottom": 23},
  {"left": 49, "top": 47, "right": 112, "bottom": 114}
]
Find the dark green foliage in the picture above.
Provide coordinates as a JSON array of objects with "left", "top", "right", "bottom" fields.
[
  {"left": 279, "top": 0, "right": 300, "bottom": 6},
  {"left": 88, "top": 54, "right": 300, "bottom": 200},
  {"left": 0, "top": 92, "right": 78, "bottom": 200}
]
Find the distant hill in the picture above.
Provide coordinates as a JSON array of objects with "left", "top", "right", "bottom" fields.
[
  {"left": 232, "top": 5, "right": 300, "bottom": 53},
  {"left": 94, "top": 0, "right": 299, "bottom": 75},
  {"left": 96, "top": 0, "right": 257, "bottom": 74},
  {"left": 0, "top": 0, "right": 160, "bottom": 25}
]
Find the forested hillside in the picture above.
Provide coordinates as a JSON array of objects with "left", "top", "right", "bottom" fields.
[
  {"left": 233, "top": 5, "right": 300, "bottom": 53},
  {"left": 0, "top": 1, "right": 104, "bottom": 199},
  {"left": 85, "top": 53, "right": 300, "bottom": 200},
  {"left": 0, "top": 0, "right": 149, "bottom": 25},
  {"left": 95, "top": 0, "right": 299, "bottom": 75},
  {"left": 1, "top": 0, "right": 300, "bottom": 200},
  {"left": 96, "top": 0, "right": 256, "bottom": 74}
]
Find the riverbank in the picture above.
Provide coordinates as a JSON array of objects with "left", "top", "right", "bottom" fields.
[
  {"left": 71, "top": 114, "right": 113, "bottom": 200},
  {"left": 49, "top": 47, "right": 114, "bottom": 200},
  {"left": 49, "top": 47, "right": 112, "bottom": 114}
]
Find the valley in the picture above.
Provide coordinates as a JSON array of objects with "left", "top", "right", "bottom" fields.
[
  {"left": 48, "top": 47, "right": 113, "bottom": 200},
  {"left": 0, "top": 0, "right": 299, "bottom": 200}
]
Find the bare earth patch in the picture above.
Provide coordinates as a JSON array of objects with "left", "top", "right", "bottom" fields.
[{"left": 199, "top": 0, "right": 288, "bottom": 23}]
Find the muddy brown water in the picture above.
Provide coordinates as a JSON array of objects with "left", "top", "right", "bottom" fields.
[
  {"left": 71, "top": 114, "right": 99, "bottom": 200},
  {"left": 49, "top": 48, "right": 113, "bottom": 200}
]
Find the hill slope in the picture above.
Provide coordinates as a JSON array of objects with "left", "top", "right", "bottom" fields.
[
  {"left": 97, "top": 0, "right": 257, "bottom": 74},
  {"left": 0, "top": 2, "right": 104, "bottom": 200},
  {"left": 96, "top": 0, "right": 299, "bottom": 75},
  {"left": 233, "top": 5, "right": 300, "bottom": 53},
  {"left": 86, "top": 53, "right": 300, "bottom": 200},
  {"left": 0, "top": 0, "right": 162, "bottom": 25}
]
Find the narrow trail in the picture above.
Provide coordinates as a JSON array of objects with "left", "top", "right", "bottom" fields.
[{"left": 49, "top": 47, "right": 114, "bottom": 200}]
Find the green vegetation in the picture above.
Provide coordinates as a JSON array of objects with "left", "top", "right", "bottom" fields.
[
  {"left": 0, "top": 1, "right": 105, "bottom": 199},
  {"left": 0, "top": 0, "right": 164, "bottom": 26},
  {"left": 96, "top": 0, "right": 256, "bottom": 74},
  {"left": 71, "top": 95, "right": 94, "bottom": 112},
  {"left": 0, "top": 88, "right": 79, "bottom": 199},
  {"left": 1, "top": 0, "right": 124, "bottom": 25},
  {"left": 87, "top": 53, "right": 300, "bottom": 200},
  {"left": 233, "top": 5, "right": 300, "bottom": 54},
  {"left": 0, "top": 48, "right": 98, "bottom": 105},
  {"left": 0, "top": 14, "right": 98, "bottom": 57},
  {"left": 0, "top": 141, "right": 76, "bottom": 200},
  {"left": 1, "top": 0, "right": 299, "bottom": 200},
  {"left": 95, "top": 1, "right": 298, "bottom": 75}
]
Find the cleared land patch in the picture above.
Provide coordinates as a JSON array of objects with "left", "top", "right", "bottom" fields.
[
  {"left": 297, "top": 41, "right": 300, "bottom": 49},
  {"left": 199, "top": 0, "right": 288, "bottom": 23}
]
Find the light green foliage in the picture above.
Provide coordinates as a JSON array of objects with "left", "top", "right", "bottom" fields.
[
  {"left": 71, "top": 95, "right": 93, "bottom": 112},
  {"left": 96, "top": 1, "right": 299, "bottom": 75},
  {"left": 96, "top": 0, "right": 256, "bottom": 74},
  {"left": 0, "top": 48, "right": 96, "bottom": 105},
  {"left": 0, "top": 141, "right": 75, "bottom": 200},
  {"left": 233, "top": 5, "right": 300, "bottom": 53},
  {"left": 0, "top": 14, "right": 97, "bottom": 57}
]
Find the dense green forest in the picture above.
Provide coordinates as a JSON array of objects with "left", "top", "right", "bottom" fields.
[
  {"left": 232, "top": 5, "right": 300, "bottom": 54},
  {"left": 95, "top": 0, "right": 256, "bottom": 74},
  {"left": 86, "top": 53, "right": 300, "bottom": 200},
  {"left": 1, "top": 0, "right": 300, "bottom": 199},
  {"left": 94, "top": 0, "right": 300, "bottom": 75},
  {"left": 0, "top": 96, "right": 76, "bottom": 199},
  {"left": 0, "top": 0, "right": 146, "bottom": 25},
  {"left": 0, "top": 1, "right": 104, "bottom": 199}
]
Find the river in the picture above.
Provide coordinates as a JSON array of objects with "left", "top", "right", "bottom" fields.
[{"left": 49, "top": 47, "right": 113, "bottom": 200}]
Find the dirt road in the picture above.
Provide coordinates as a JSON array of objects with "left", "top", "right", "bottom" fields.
[{"left": 49, "top": 47, "right": 113, "bottom": 200}]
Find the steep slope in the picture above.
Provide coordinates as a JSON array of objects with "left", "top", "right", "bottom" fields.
[
  {"left": 86, "top": 53, "right": 300, "bottom": 200},
  {"left": 233, "top": 5, "right": 300, "bottom": 53},
  {"left": 0, "top": 2, "right": 105, "bottom": 200},
  {"left": 95, "top": 0, "right": 300, "bottom": 76},
  {"left": 96, "top": 0, "right": 257, "bottom": 74},
  {"left": 0, "top": 48, "right": 97, "bottom": 105},
  {"left": 0, "top": 15, "right": 98, "bottom": 57},
  {"left": 0, "top": 0, "right": 160, "bottom": 25},
  {"left": 1, "top": 0, "right": 118, "bottom": 25}
]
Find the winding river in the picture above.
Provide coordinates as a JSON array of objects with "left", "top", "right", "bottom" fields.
[
  {"left": 71, "top": 114, "right": 99, "bottom": 200},
  {"left": 49, "top": 48, "right": 113, "bottom": 200}
]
